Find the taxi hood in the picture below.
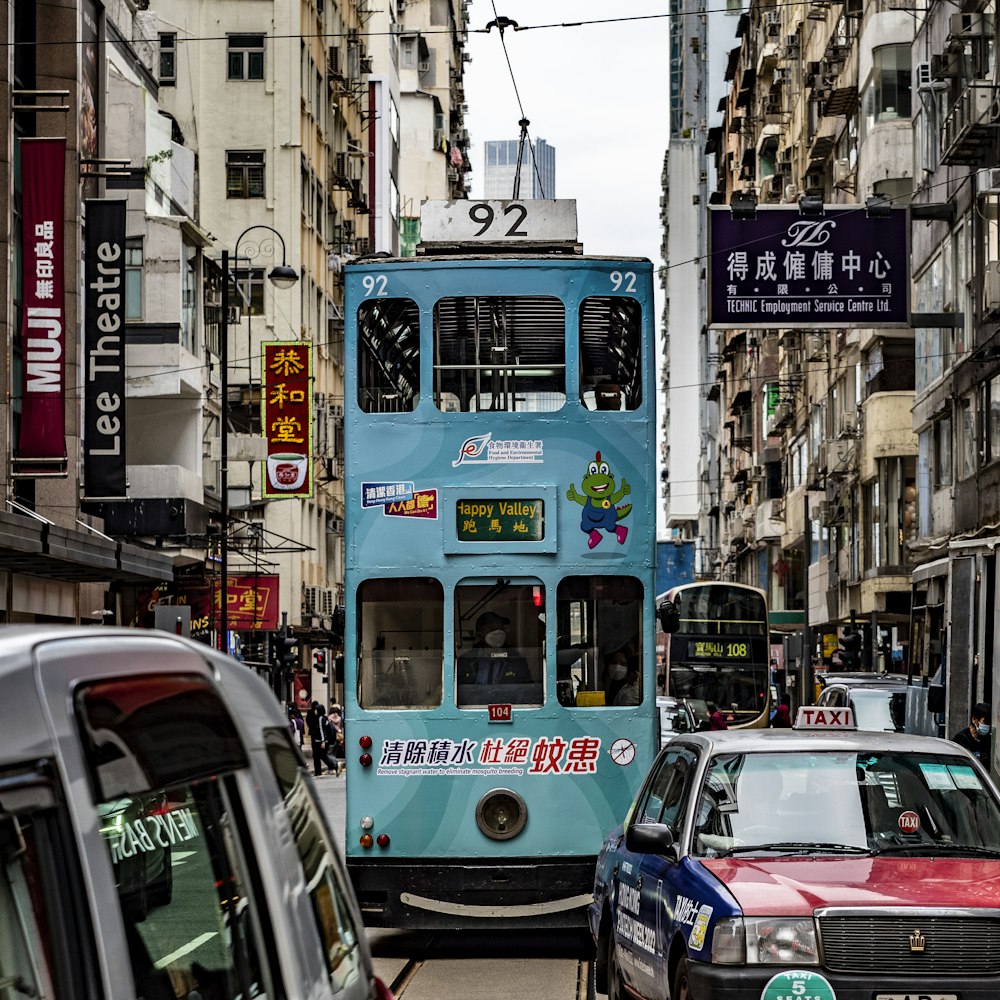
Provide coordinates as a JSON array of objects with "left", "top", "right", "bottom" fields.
[{"left": 700, "top": 856, "right": 1000, "bottom": 915}]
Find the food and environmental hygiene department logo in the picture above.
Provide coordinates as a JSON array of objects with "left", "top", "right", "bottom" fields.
[{"left": 453, "top": 433, "right": 543, "bottom": 466}]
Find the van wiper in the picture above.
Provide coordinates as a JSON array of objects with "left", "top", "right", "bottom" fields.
[
  {"left": 718, "top": 841, "right": 869, "bottom": 858},
  {"left": 872, "top": 843, "right": 1000, "bottom": 858}
]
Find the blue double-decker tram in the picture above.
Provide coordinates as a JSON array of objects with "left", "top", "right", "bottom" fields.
[{"left": 343, "top": 200, "right": 657, "bottom": 929}]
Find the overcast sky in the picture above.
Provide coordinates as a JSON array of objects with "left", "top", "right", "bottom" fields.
[{"left": 463, "top": 1, "right": 670, "bottom": 265}]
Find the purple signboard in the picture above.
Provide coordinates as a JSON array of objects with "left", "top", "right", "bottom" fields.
[{"left": 708, "top": 206, "right": 909, "bottom": 329}]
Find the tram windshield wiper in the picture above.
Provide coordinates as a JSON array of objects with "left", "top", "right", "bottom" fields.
[
  {"left": 871, "top": 843, "right": 1000, "bottom": 858},
  {"left": 717, "top": 841, "right": 870, "bottom": 858}
]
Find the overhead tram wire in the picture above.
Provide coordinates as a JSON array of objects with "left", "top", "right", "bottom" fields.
[{"left": 485, "top": 9, "right": 546, "bottom": 199}]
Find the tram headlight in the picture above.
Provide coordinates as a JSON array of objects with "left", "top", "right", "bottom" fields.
[
  {"left": 475, "top": 788, "right": 528, "bottom": 841},
  {"left": 360, "top": 816, "right": 374, "bottom": 830},
  {"left": 712, "top": 916, "right": 818, "bottom": 965}
]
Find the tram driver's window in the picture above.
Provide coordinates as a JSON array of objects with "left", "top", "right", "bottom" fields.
[
  {"left": 455, "top": 580, "right": 545, "bottom": 707},
  {"left": 433, "top": 295, "right": 566, "bottom": 412},
  {"left": 357, "top": 298, "right": 420, "bottom": 413},
  {"left": 556, "top": 576, "right": 643, "bottom": 707},
  {"left": 579, "top": 297, "right": 642, "bottom": 411},
  {"left": 357, "top": 578, "right": 444, "bottom": 709}
]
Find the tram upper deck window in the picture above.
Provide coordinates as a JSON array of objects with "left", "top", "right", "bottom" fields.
[
  {"left": 579, "top": 297, "right": 642, "bottom": 411},
  {"left": 455, "top": 581, "right": 545, "bottom": 707},
  {"left": 556, "top": 576, "right": 644, "bottom": 707},
  {"left": 357, "top": 578, "right": 444, "bottom": 709},
  {"left": 433, "top": 296, "right": 566, "bottom": 412},
  {"left": 358, "top": 298, "right": 420, "bottom": 413}
]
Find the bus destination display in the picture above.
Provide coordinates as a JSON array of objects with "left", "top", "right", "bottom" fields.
[
  {"left": 677, "top": 636, "right": 767, "bottom": 663},
  {"left": 456, "top": 499, "right": 544, "bottom": 542}
]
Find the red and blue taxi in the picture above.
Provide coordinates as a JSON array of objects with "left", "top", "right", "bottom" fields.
[{"left": 591, "top": 707, "right": 1000, "bottom": 1000}]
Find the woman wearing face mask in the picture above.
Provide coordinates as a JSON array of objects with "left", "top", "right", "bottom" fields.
[
  {"left": 953, "top": 702, "right": 992, "bottom": 759},
  {"left": 605, "top": 650, "right": 638, "bottom": 705},
  {"left": 457, "top": 611, "right": 532, "bottom": 685}
]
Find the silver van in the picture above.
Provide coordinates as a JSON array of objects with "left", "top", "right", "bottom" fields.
[{"left": 0, "top": 626, "right": 392, "bottom": 1000}]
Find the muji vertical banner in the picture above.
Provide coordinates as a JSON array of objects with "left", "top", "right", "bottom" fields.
[
  {"left": 18, "top": 138, "right": 68, "bottom": 474},
  {"left": 84, "top": 199, "right": 127, "bottom": 497}
]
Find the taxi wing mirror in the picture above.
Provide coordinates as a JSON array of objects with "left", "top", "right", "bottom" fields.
[
  {"left": 657, "top": 599, "right": 680, "bottom": 634},
  {"left": 625, "top": 822, "right": 676, "bottom": 858}
]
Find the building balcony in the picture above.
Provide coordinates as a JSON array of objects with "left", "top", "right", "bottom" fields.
[{"left": 941, "top": 82, "right": 998, "bottom": 165}]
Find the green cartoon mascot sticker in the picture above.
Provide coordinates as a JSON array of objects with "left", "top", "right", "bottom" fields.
[{"left": 566, "top": 450, "right": 632, "bottom": 549}]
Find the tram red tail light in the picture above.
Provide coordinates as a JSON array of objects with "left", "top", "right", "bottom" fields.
[
  {"left": 360, "top": 753, "right": 373, "bottom": 767},
  {"left": 359, "top": 735, "right": 373, "bottom": 749},
  {"left": 376, "top": 833, "right": 390, "bottom": 848},
  {"left": 360, "top": 834, "right": 374, "bottom": 848},
  {"left": 532, "top": 586, "right": 543, "bottom": 608}
]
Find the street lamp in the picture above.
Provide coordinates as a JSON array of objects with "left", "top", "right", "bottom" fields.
[{"left": 219, "top": 225, "right": 298, "bottom": 653}]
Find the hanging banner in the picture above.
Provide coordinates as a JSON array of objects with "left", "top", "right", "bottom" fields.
[
  {"left": 83, "top": 199, "right": 127, "bottom": 497},
  {"left": 262, "top": 341, "right": 313, "bottom": 498},
  {"left": 17, "top": 138, "right": 68, "bottom": 474},
  {"left": 708, "top": 206, "right": 910, "bottom": 328}
]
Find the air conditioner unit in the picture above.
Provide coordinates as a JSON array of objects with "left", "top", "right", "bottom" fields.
[
  {"left": 303, "top": 585, "right": 320, "bottom": 615},
  {"left": 784, "top": 181, "right": 799, "bottom": 201},
  {"left": 765, "top": 10, "right": 781, "bottom": 34},
  {"left": 931, "top": 52, "right": 961, "bottom": 80},
  {"left": 916, "top": 62, "right": 931, "bottom": 89},
  {"left": 354, "top": 236, "right": 371, "bottom": 255},
  {"left": 833, "top": 158, "right": 852, "bottom": 184},
  {"left": 332, "top": 404, "right": 344, "bottom": 417},
  {"left": 804, "top": 171, "right": 824, "bottom": 194},
  {"left": 979, "top": 167, "right": 1000, "bottom": 194},
  {"left": 752, "top": 464, "right": 765, "bottom": 479},
  {"left": 984, "top": 262, "right": 1000, "bottom": 314},
  {"left": 950, "top": 11, "right": 992, "bottom": 38}
]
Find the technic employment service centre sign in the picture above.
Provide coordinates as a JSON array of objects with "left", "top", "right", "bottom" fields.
[{"left": 708, "top": 206, "right": 909, "bottom": 329}]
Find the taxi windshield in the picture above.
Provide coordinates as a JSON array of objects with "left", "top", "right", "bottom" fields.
[{"left": 692, "top": 750, "right": 1000, "bottom": 857}]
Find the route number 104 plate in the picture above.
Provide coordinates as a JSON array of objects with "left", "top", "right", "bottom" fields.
[{"left": 875, "top": 993, "right": 958, "bottom": 1000}]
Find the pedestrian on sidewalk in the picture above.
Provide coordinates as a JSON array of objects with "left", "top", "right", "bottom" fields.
[{"left": 305, "top": 700, "right": 337, "bottom": 776}]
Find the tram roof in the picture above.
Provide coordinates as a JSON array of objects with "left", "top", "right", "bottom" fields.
[{"left": 346, "top": 253, "right": 652, "bottom": 266}]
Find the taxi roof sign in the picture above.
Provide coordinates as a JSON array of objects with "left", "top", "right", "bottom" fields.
[{"left": 794, "top": 706, "right": 857, "bottom": 730}]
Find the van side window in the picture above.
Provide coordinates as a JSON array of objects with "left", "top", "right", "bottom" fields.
[
  {"left": 264, "top": 730, "right": 365, "bottom": 991},
  {"left": 75, "top": 675, "right": 274, "bottom": 1000},
  {"left": 1, "top": 811, "right": 58, "bottom": 998}
]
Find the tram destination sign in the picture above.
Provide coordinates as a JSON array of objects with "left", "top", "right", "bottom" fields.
[
  {"left": 708, "top": 206, "right": 909, "bottom": 328},
  {"left": 420, "top": 200, "right": 578, "bottom": 245},
  {"left": 456, "top": 498, "right": 544, "bottom": 542}
]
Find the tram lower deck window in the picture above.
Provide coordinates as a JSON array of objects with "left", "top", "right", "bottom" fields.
[
  {"left": 357, "top": 578, "right": 444, "bottom": 709},
  {"left": 556, "top": 576, "right": 644, "bottom": 707},
  {"left": 434, "top": 296, "right": 566, "bottom": 413}
]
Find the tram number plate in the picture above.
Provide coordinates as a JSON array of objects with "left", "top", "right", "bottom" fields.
[
  {"left": 488, "top": 704, "right": 512, "bottom": 723},
  {"left": 874, "top": 994, "right": 958, "bottom": 1000}
]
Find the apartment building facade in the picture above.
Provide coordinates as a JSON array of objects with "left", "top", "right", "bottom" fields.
[{"left": 690, "top": 0, "right": 1000, "bottom": 741}]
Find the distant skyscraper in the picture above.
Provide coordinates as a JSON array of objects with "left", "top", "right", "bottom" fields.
[{"left": 484, "top": 139, "right": 555, "bottom": 199}]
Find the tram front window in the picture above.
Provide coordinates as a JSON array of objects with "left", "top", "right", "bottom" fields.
[
  {"left": 357, "top": 578, "right": 444, "bottom": 709},
  {"left": 556, "top": 576, "right": 643, "bottom": 707},
  {"left": 579, "top": 296, "right": 642, "bottom": 411},
  {"left": 433, "top": 296, "right": 566, "bottom": 413},
  {"left": 455, "top": 581, "right": 544, "bottom": 707}
]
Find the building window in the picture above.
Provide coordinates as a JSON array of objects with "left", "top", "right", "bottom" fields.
[
  {"left": 958, "top": 393, "right": 977, "bottom": 480},
  {"left": 864, "top": 44, "right": 912, "bottom": 130},
  {"left": 125, "top": 238, "right": 143, "bottom": 320},
  {"left": 234, "top": 268, "right": 264, "bottom": 316},
  {"left": 159, "top": 33, "right": 176, "bottom": 84},
  {"left": 226, "top": 150, "right": 265, "bottom": 198},
  {"left": 989, "top": 377, "right": 1000, "bottom": 465},
  {"left": 227, "top": 34, "right": 265, "bottom": 81},
  {"left": 934, "top": 414, "right": 952, "bottom": 488}
]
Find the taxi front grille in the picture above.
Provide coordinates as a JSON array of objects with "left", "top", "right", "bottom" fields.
[{"left": 819, "top": 915, "right": 1000, "bottom": 974}]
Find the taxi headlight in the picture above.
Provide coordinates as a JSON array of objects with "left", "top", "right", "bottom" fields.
[
  {"left": 711, "top": 916, "right": 819, "bottom": 965},
  {"left": 744, "top": 916, "right": 819, "bottom": 965}
]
